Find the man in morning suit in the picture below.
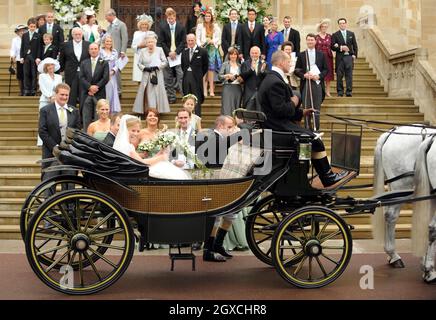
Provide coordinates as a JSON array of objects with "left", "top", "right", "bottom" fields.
[
  {"left": 79, "top": 43, "right": 110, "bottom": 132},
  {"left": 59, "top": 27, "right": 90, "bottom": 107},
  {"left": 331, "top": 18, "right": 358, "bottom": 97},
  {"left": 240, "top": 9, "right": 266, "bottom": 61},
  {"left": 105, "top": 8, "right": 128, "bottom": 95},
  {"left": 221, "top": 9, "right": 243, "bottom": 60},
  {"left": 294, "top": 34, "right": 328, "bottom": 130},
  {"left": 281, "top": 16, "right": 300, "bottom": 54},
  {"left": 20, "top": 18, "right": 40, "bottom": 96},
  {"left": 181, "top": 33, "right": 208, "bottom": 116},
  {"left": 158, "top": 8, "right": 186, "bottom": 104},
  {"left": 38, "top": 11, "right": 64, "bottom": 48},
  {"left": 39, "top": 83, "right": 80, "bottom": 181},
  {"left": 239, "top": 46, "right": 267, "bottom": 110},
  {"left": 258, "top": 50, "right": 348, "bottom": 187},
  {"left": 68, "top": 13, "right": 86, "bottom": 40}
]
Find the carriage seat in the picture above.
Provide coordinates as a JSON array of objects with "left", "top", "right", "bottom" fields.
[{"left": 53, "top": 128, "right": 149, "bottom": 178}]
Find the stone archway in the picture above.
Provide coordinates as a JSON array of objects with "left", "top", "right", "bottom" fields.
[{"left": 111, "top": 0, "right": 193, "bottom": 45}]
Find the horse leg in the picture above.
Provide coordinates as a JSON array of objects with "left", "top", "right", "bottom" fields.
[
  {"left": 384, "top": 204, "right": 405, "bottom": 268},
  {"left": 422, "top": 215, "right": 436, "bottom": 283}
]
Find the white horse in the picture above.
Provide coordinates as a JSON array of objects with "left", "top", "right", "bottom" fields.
[
  {"left": 413, "top": 136, "right": 436, "bottom": 283},
  {"left": 372, "top": 126, "right": 436, "bottom": 283}
]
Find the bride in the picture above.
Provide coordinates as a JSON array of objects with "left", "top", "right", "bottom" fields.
[{"left": 113, "top": 114, "right": 191, "bottom": 180}]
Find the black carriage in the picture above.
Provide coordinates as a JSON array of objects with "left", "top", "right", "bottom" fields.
[{"left": 22, "top": 110, "right": 370, "bottom": 295}]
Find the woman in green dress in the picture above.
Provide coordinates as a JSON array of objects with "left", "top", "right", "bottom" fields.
[{"left": 87, "top": 99, "right": 111, "bottom": 141}]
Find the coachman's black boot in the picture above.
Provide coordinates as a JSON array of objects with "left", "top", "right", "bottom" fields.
[
  {"left": 213, "top": 228, "right": 233, "bottom": 259},
  {"left": 312, "top": 157, "right": 348, "bottom": 187}
]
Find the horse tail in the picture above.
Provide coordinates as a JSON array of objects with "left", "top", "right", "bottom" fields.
[
  {"left": 412, "top": 137, "right": 434, "bottom": 257},
  {"left": 371, "top": 132, "right": 390, "bottom": 242}
]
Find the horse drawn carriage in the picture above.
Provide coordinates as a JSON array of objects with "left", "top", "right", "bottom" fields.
[{"left": 20, "top": 110, "right": 432, "bottom": 295}]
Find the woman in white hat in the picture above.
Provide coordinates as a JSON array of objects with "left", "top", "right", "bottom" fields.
[
  {"left": 37, "top": 57, "right": 62, "bottom": 146},
  {"left": 131, "top": 14, "right": 155, "bottom": 82},
  {"left": 82, "top": 9, "right": 100, "bottom": 44}
]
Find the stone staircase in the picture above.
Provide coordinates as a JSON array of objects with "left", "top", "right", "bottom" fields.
[{"left": 0, "top": 54, "right": 422, "bottom": 239}]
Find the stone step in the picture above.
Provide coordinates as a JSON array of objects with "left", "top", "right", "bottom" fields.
[
  {"left": 0, "top": 211, "right": 20, "bottom": 226},
  {"left": 0, "top": 146, "right": 40, "bottom": 156},
  {"left": 0, "top": 226, "right": 21, "bottom": 240},
  {"left": 0, "top": 156, "right": 40, "bottom": 173},
  {"left": 0, "top": 137, "right": 38, "bottom": 146},
  {"left": 0, "top": 94, "right": 413, "bottom": 106},
  {"left": 0, "top": 186, "right": 33, "bottom": 198},
  {"left": 0, "top": 198, "right": 25, "bottom": 211},
  {"left": 0, "top": 173, "right": 40, "bottom": 185}
]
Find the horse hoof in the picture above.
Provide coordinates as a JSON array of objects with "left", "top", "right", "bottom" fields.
[
  {"left": 423, "top": 272, "right": 436, "bottom": 284},
  {"left": 389, "top": 259, "right": 405, "bottom": 268}
]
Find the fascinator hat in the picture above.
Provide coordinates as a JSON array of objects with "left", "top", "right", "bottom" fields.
[{"left": 136, "top": 13, "right": 154, "bottom": 27}]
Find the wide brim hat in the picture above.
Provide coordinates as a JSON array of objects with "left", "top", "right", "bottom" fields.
[
  {"left": 14, "top": 24, "right": 28, "bottom": 33},
  {"left": 38, "top": 57, "right": 60, "bottom": 73}
]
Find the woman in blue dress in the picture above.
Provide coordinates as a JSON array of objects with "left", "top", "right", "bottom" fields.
[
  {"left": 265, "top": 18, "right": 284, "bottom": 69},
  {"left": 100, "top": 35, "right": 122, "bottom": 113}
]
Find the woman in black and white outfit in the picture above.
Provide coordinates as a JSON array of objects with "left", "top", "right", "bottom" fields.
[{"left": 218, "top": 47, "right": 242, "bottom": 116}]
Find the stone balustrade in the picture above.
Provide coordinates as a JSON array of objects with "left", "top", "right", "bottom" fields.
[{"left": 359, "top": 18, "right": 436, "bottom": 124}]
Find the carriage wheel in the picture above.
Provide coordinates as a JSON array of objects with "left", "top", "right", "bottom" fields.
[
  {"left": 20, "top": 175, "right": 88, "bottom": 241},
  {"left": 246, "top": 194, "right": 296, "bottom": 266},
  {"left": 271, "top": 206, "right": 352, "bottom": 288},
  {"left": 25, "top": 189, "right": 134, "bottom": 295}
]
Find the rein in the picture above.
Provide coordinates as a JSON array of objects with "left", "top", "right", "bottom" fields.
[{"left": 326, "top": 114, "right": 436, "bottom": 136}]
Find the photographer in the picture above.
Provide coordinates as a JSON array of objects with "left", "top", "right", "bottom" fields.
[{"left": 218, "top": 47, "right": 242, "bottom": 116}]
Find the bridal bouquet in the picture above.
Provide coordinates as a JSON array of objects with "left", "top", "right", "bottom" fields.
[
  {"left": 137, "top": 131, "right": 177, "bottom": 153},
  {"left": 138, "top": 132, "right": 209, "bottom": 175}
]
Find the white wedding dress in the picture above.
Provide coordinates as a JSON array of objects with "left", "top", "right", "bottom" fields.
[{"left": 113, "top": 115, "right": 191, "bottom": 180}]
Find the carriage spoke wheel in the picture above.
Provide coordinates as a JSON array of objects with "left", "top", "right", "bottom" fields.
[
  {"left": 271, "top": 206, "right": 352, "bottom": 288},
  {"left": 20, "top": 175, "right": 88, "bottom": 241},
  {"left": 25, "top": 189, "right": 134, "bottom": 295},
  {"left": 246, "top": 195, "right": 295, "bottom": 266}
]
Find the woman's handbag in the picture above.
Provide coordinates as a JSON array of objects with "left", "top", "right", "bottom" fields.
[{"left": 150, "top": 71, "right": 158, "bottom": 85}]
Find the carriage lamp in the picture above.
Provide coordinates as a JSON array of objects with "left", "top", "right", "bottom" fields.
[{"left": 298, "top": 134, "right": 312, "bottom": 161}]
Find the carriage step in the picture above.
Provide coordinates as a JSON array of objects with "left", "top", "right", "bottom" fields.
[{"left": 169, "top": 245, "right": 196, "bottom": 271}]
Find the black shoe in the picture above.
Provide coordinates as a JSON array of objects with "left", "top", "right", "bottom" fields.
[
  {"left": 214, "top": 246, "right": 233, "bottom": 259},
  {"left": 320, "top": 170, "right": 349, "bottom": 187},
  {"left": 337, "top": 94, "right": 344, "bottom": 97},
  {"left": 191, "top": 242, "right": 203, "bottom": 251},
  {"left": 312, "top": 157, "right": 349, "bottom": 187},
  {"left": 346, "top": 94, "right": 352, "bottom": 97},
  {"left": 203, "top": 250, "right": 226, "bottom": 262}
]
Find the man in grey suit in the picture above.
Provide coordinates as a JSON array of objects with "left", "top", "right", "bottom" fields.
[
  {"left": 39, "top": 83, "right": 80, "bottom": 181},
  {"left": 105, "top": 8, "right": 128, "bottom": 95}
]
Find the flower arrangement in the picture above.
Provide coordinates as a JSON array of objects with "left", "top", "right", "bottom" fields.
[
  {"left": 50, "top": 0, "right": 100, "bottom": 23},
  {"left": 138, "top": 132, "right": 209, "bottom": 175},
  {"left": 215, "top": 0, "right": 271, "bottom": 24}
]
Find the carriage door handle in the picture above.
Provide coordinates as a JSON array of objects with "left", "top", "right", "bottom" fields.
[{"left": 202, "top": 197, "right": 212, "bottom": 202}]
